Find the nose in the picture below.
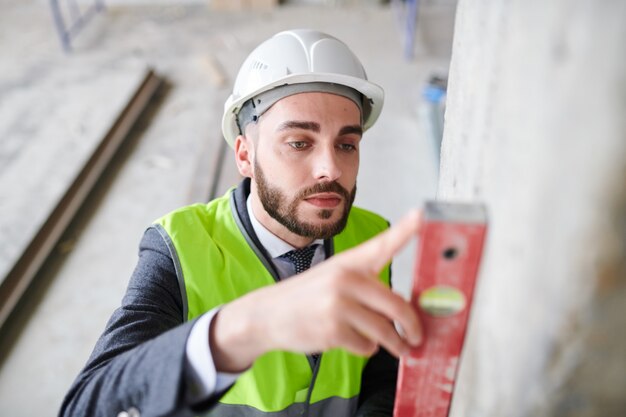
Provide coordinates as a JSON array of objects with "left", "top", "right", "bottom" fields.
[{"left": 312, "top": 145, "right": 342, "bottom": 182}]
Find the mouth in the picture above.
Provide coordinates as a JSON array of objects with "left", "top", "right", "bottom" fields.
[{"left": 304, "top": 192, "right": 343, "bottom": 209}]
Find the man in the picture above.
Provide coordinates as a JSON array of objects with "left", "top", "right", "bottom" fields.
[{"left": 59, "top": 29, "right": 422, "bottom": 417}]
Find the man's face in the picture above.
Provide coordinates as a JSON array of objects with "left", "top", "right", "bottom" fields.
[
  {"left": 254, "top": 159, "right": 356, "bottom": 239},
  {"left": 245, "top": 92, "right": 362, "bottom": 240}
]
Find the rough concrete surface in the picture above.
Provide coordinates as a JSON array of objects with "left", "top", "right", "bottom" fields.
[
  {"left": 0, "top": 0, "right": 456, "bottom": 414},
  {"left": 0, "top": 63, "right": 148, "bottom": 282},
  {"left": 439, "top": 0, "right": 626, "bottom": 416}
]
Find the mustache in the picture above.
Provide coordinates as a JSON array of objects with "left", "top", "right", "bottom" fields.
[{"left": 297, "top": 181, "right": 352, "bottom": 201}]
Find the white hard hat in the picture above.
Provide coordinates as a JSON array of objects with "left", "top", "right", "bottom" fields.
[{"left": 221, "top": 29, "right": 385, "bottom": 147}]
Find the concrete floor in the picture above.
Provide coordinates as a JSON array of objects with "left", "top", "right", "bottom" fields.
[{"left": 0, "top": 0, "right": 455, "bottom": 414}]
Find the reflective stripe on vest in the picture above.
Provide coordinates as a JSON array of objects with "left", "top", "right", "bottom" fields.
[
  {"left": 155, "top": 188, "right": 390, "bottom": 416},
  {"left": 206, "top": 395, "right": 357, "bottom": 417}
]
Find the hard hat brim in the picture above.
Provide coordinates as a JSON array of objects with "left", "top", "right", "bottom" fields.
[{"left": 222, "top": 72, "right": 384, "bottom": 147}]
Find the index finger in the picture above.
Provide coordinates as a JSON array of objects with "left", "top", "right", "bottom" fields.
[{"left": 343, "top": 209, "right": 422, "bottom": 274}]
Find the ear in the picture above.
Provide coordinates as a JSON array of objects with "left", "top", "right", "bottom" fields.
[{"left": 234, "top": 134, "right": 254, "bottom": 178}]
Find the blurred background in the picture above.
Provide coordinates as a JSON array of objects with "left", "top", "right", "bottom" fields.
[
  {"left": 3, "top": 1, "right": 624, "bottom": 416},
  {"left": 0, "top": 0, "right": 456, "bottom": 414}
]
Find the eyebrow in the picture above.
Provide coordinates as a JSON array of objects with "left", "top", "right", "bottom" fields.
[
  {"left": 276, "top": 121, "right": 321, "bottom": 133},
  {"left": 276, "top": 121, "right": 363, "bottom": 137},
  {"left": 338, "top": 125, "right": 363, "bottom": 137}
]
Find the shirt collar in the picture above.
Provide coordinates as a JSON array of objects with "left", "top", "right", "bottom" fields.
[{"left": 246, "top": 195, "right": 324, "bottom": 259}]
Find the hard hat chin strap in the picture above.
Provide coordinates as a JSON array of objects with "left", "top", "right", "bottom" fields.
[{"left": 236, "top": 82, "right": 364, "bottom": 135}]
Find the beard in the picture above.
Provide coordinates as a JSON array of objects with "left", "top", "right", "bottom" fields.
[{"left": 254, "top": 161, "right": 356, "bottom": 239}]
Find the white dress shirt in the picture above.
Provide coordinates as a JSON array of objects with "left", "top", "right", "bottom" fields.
[{"left": 184, "top": 195, "right": 326, "bottom": 403}]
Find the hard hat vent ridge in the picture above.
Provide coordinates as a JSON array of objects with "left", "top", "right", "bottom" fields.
[{"left": 250, "top": 60, "right": 268, "bottom": 71}]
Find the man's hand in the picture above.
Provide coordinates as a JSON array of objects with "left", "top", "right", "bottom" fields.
[{"left": 210, "top": 210, "right": 423, "bottom": 373}]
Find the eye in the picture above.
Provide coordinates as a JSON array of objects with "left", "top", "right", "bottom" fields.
[
  {"left": 288, "top": 141, "right": 310, "bottom": 150},
  {"left": 337, "top": 143, "right": 357, "bottom": 152}
]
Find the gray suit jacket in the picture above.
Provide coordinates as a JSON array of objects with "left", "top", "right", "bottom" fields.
[{"left": 59, "top": 179, "right": 398, "bottom": 417}]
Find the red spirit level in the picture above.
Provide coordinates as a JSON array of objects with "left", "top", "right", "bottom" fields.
[{"left": 394, "top": 201, "right": 488, "bottom": 417}]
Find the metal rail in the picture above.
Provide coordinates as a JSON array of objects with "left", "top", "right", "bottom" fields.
[
  {"left": 392, "top": 0, "right": 420, "bottom": 60},
  {"left": 0, "top": 69, "right": 163, "bottom": 332},
  {"left": 50, "top": 0, "right": 105, "bottom": 52}
]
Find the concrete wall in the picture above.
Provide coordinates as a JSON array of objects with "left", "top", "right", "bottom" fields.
[{"left": 439, "top": 1, "right": 626, "bottom": 416}]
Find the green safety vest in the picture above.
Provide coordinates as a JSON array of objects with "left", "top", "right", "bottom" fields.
[{"left": 155, "top": 188, "right": 390, "bottom": 417}]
